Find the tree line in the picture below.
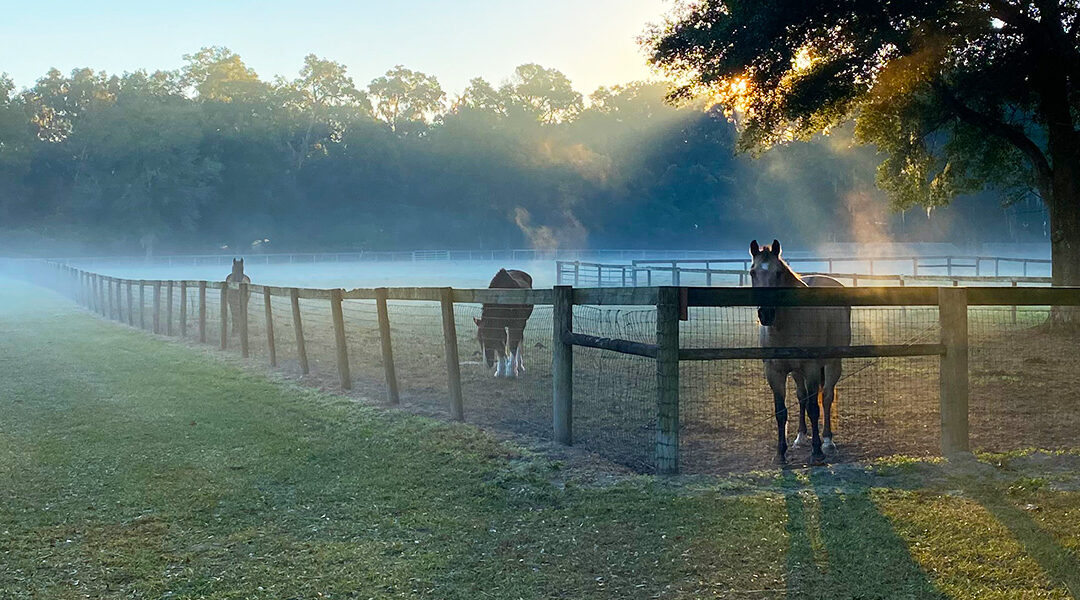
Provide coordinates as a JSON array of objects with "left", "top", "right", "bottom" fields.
[{"left": 0, "top": 47, "right": 1048, "bottom": 256}]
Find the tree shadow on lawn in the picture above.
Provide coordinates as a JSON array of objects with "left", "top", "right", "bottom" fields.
[
  {"left": 956, "top": 466, "right": 1080, "bottom": 598},
  {"left": 782, "top": 470, "right": 945, "bottom": 599},
  {"left": 779, "top": 459, "right": 1080, "bottom": 599}
]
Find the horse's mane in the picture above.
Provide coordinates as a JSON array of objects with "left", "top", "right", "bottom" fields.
[{"left": 763, "top": 245, "right": 806, "bottom": 287}]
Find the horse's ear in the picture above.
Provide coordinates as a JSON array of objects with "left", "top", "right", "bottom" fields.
[
  {"left": 239, "top": 258, "right": 244, "bottom": 266},
  {"left": 749, "top": 240, "right": 760, "bottom": 257},
  {"left": 772, "top": 239, "right": 781, "bottom": 257},
  {"left": 473, "top": 317, "right": 482, "bottom": 326},
  {"left": 233, "top": 258, "right": 239, "bottom": 265}
]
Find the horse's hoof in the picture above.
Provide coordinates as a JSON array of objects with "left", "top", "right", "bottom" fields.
[
  {"left": 822, "top": 438, "right": 837, "bottom": 454},
  {"left": 791, "top": 432, "right": 809, "bottom": 449},
  {"left": 773, "top": 453, "right": 787, "bottom": 465},
  {"left": 810, "top": 452, "right": 827, "bottom": 466}
]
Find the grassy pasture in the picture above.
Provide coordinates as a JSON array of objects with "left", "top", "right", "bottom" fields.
[{"left": 2, "top": 277, "right": 1080, "bottom": 598}]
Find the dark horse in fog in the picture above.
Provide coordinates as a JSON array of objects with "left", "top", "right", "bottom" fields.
[
  {"left": 750, "top": 240, "right": 851, "bottom": 465},
  {"left": 225, "top": 258, "right": 251, "bottom": 333},
  {"left": 474, "top": 269, "right": 533, "bottom": 378}
]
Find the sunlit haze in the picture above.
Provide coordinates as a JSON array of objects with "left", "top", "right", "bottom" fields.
[{"left": 1, "top": 0, "right": 670, "bottom": 94}]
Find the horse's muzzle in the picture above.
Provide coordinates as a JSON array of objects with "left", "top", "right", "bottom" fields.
[{"left": 758, "top": 307, "right": 776, "bottom": 326}]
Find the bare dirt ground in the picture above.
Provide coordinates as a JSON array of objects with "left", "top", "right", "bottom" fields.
[{"left": 141, "top": 290, "right": 1077, "bottom": 475}]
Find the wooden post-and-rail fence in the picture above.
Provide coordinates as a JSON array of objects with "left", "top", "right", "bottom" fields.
[{"left": 35, "top": 261, "right": 1080, "bottom": 474}]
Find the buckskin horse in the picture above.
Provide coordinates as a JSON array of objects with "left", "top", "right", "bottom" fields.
[
  {"left": 750, "top": 240, "right": 851, "bottom": 465},
  {"left": 225, "top": 258, "right": 251, "bottom": 334},
  {"left": 473, "top": 269, "right": 533, "bottom": 378}
]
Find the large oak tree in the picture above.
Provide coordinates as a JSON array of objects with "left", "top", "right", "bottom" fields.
[{"left": 648, "top": 0, "right": 1080, "bottom": 290}]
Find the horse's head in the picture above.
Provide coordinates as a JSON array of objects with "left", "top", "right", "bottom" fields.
[
  {"left": 473, "top": 317, "right": 505, "bottom": 368},
  {"left": 749, "top": 239, "right": 786, "bottom": 326},
  {"left": 231, "top": 258, "right": 244, "bottom": 279}
]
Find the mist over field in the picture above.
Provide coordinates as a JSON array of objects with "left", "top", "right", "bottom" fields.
[{"left": 0, "top": 50, "right": 1050, "bottom": 260}]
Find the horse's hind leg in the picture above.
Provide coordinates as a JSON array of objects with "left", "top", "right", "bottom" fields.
[
  {"left": 791, "top": 371, "right": 810, "bottom": 449},
  {"left": 802, "top": 368, "right": 826, "bottom": 465},
  {"left": 822, "top": 362, "right": 841, "bottom": 453},
  {"left": 508, "top": 325, "right": 525, "bottom": 377}
]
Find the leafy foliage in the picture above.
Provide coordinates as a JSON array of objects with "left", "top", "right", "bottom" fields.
[{"left": 0, "top": 46, "right": 1049, "bottom": 255}]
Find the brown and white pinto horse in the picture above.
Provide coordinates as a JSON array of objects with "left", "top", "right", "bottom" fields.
[
  {"left": 474, "top": 269, "right": 533, "bottom": 378},
  {"left": 750, "top": 240, "right": 851, "bottom": 465},
  {"left": 225, "top": 258, "right": 251, "bottom": 334}
]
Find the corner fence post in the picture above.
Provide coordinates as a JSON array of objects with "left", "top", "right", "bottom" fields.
[
  {"left": 179, "top": 282, "right": 187, "bottom": 337},
  {"left": 440, "top": 287, "right": 464, "bottom": 421},
  {"left": 938, "top": 287, "right": 970, "bottom": 456},
  {"left": 264, "top": 287, "right": 276, "bottom": 367},
  {"left": 330, "top": 288, "right": 350, "bottom": 389},
  {"left": 656, "top": 286, "right": 681, "bottom": 474},
  {"left": 198, "top": 281, "right": 207, "bottom": 343},
  {"left": 290, "top": 288, "right": 309, "bottom": 374},
  {"left": 376, "top": 287, "right": 399, "bottom": 403},
  {"left": 166, "top": 280, "right": 174, "bottom": 335},
  {"left": 553, "top": 285, "right": 574, "bottom": 445},
  {"left": 220, "top": 285, "right": 228, "bottom": 350},
  {"left": 239, "top": 282, "right": 250, "bottom": 358},
  {"left": 152, "top": 281, "right": 161, "bottom": 334}
]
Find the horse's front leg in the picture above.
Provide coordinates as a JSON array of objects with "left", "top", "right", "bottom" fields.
[
  {"left": 822, "top": 361, "right": 841, "bottom": 453},
  {"left": 766, "top": 366, "right": 789, "bottom": 464},
  {"left": 791, "top": 371, "right": 809, "bottom": 449},
  {"left": 802, "top": 368, "right": 826, "bottom": 465}
]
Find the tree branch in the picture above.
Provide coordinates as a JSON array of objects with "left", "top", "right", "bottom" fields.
[{"left": 934, "top": 81, "right": 1053, "bottom": 197}]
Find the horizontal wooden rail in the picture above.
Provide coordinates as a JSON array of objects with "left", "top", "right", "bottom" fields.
[
  {"left": 567, "top": 332, "right": 658, "bottom": 358},
  {"left": 678, "top": 343, "right": 946, "bottom": 361},
  {"left": 685, "top": 286, "right": 945, "bottom": 306}
]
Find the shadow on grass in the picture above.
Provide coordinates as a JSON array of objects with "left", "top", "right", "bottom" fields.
[
  {"left": 958, "top": 468, "right": 1080, "bottom": 598},
  {"left": 781, "top": 471, "right": 945, "bottom": 599}
]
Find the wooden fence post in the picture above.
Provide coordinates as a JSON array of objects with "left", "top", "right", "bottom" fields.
[
  {"left": 287, "top": 289, "right": 308, "bottom": 375},
  {"left": 553, "top": 285, "right": 574, "bottom": 445},
  {"left": 376, "top": 287, "right": 399, "bottom": 404},
  {"left": 440, "top": 288, "right": 464, "bottom": 421},
  {"left": 152, "top": 282, "right": 161, "bottom": 334},
  {"left": 329, "top": 288, "right": 351, "bottom": 389},
  {"left": 238, "top": 282, "right": 250, "bottom": 358},
  {"left": 220, "top": 286, "right": 228, "bottom": 350},
  {"left": 198, "top": 281, "right": 207, "bottom": 343},
  {"left": 263, "top": 287, "right": 276, "bottom": 367},
  {"left": 97, "top": 275, "right": 105, "bottom": 316},
  {"left": 656, "top": 286, "right": 681, "bottom": 474},
  {"left": 290, "top": 288, "right": 309, "bottom": 374},
  {"left": 139, "top": 281, "right": 146, "bottom": 329},
  {"left": 114, "top": 279, "right": 122, "bottom": 321},
  {"left": 1011, "top": 280, "right": 1018, "bottom": 325},
  {"left": 179, "top": 282, "right": 187, "bottom": 337},
  {"left": 126, "top": 281, "right": 134, "bottom": 326},
  {"left": 105, "top": 278, "right": 113, "bottom": 319},
  {"left": 166, "top": 281, "right": 174, "bottom": 335},
  {"left": 939, "top": 287, "right": 970, "bottom": 456}
]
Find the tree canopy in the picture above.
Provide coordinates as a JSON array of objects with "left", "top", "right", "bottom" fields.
[
  {"left": 648, "top": 0, "right": 1080, "bottom": 284},
  {"left": 0, "top": 46, "right": 1049, "bottom": 256}
]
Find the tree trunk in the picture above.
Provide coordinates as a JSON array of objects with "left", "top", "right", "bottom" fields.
[{"left": 1048, "top": 167, "right": 1080, "bottom": 325}]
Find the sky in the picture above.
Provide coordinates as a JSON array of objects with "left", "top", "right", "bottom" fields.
[{"left": 1, "top": 0, "right": 672, "bottom": 97}]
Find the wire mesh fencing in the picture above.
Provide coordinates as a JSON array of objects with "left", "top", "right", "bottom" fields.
[
  {"left": 968, "top": 306, "right": 1079, "bottom": 453},
  {"left": 48, "top": 265, "right": 1080, "bottom": 476}
]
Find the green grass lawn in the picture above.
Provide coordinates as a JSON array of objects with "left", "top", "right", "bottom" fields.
[{"left": 1, "top": 276, "right": 1079, "bottom": 599}]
